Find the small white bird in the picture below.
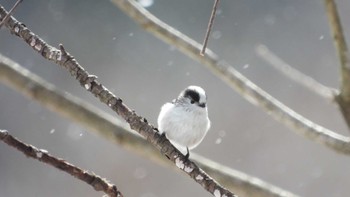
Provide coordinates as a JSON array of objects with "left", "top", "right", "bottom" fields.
[{"left": 157, "top": 86, "right": 211, "bottom": 159}]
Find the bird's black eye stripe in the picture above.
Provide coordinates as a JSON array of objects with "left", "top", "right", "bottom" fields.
[{"left": 184, "top": 89, "right": 200, "bottom": 103}]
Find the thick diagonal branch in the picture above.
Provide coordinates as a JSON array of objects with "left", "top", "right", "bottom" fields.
[
  {"left": 0, "top": 53, "right": 301, "bottom": 197},
  {"left": 0, "top": 5, "right": 235, "bottom": 197},
  {"left": 0, "top": 130, "right": 123, "bottom": 197}
]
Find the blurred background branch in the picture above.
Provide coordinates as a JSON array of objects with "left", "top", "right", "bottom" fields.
[{"left": 255, "top": 44, "right": 336, "bottom": 100}]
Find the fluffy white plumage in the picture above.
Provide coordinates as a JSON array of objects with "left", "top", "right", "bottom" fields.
[{"left": 157, "top": 86, "right": 211, "bottom": 155}]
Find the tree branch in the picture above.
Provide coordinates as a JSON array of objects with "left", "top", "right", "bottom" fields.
[
  {"left": 255, "top": 44, "right": 336, "bottom": 100},
  {"left": 0, "top": 129, "right": 123, "bottom": 197},
  {"left": 0, "top": 53, "right": 301, "bottom": 197},
  {"left": 108, "top": 0, "right": 350, "bottom": 155},
  {"left": 324, "top": 0, "right": 350, "bottom": 130},
  {"left": 0, "top": 5, "right": 235, "bottom": 197},
  {"left": 0, "top": 0, "right": 22, "bottom": 29},
  {"left": 200, "top": 0, "right": 220, "bottom": 56}
]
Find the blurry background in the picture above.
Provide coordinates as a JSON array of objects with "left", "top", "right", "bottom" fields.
[{"left": 1, "top": 0, "right": 350, "bottom": 196}]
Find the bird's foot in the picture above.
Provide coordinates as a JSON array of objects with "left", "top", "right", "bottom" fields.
[
  {"left": 160, "top": 132, "right": 166, "bottom": 138},
  {"left": 184, "top": 147, "right": 190, "bottom": 160}
]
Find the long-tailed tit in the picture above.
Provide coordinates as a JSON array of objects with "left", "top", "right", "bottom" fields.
[{"left": 157, "top": 86, "right": 211, "bottom": 159}]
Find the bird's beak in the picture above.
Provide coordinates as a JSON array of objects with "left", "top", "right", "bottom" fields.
[{"left": 198, "top": 103, "right": 206, "bottom": 108}]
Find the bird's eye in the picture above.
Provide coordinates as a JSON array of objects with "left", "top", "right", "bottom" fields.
[{"left": 190, "top": 100, "right": 195, "bottom": 104}]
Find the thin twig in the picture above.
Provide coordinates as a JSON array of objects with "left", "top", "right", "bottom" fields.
[
  {"left": 0, "top": 5, "right": 235, "bottom": 197},
  {"left": 200, "top": 0, "right": 220, "bottom": 56},
  {"left": 0, "top": 53, "right": 301, "bottom": 197},
  {"left": 324, "top": 0, "right": 350, "bottom": 130},
  {"left": 0, "top": 0, "right": 22, "bottom": 29},
  {"left": 256, "top": 44, "right": 337, "bottom": 99},
  {"left": 108, "top": 0, "right": 350, "bottom": 155},
  {"left": 0, "top": 130, "right": 124, "bottom": 197}
]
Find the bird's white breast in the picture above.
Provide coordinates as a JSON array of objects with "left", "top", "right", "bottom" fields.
[{"left": 157, "top": 102, "right": 210, "bottom": 150}]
